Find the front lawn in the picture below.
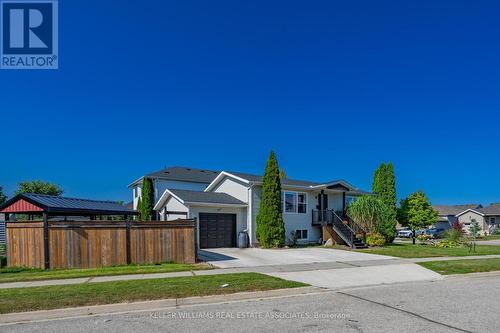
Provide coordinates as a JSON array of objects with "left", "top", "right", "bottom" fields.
[
  {"left": 357, "top": 243, "right": 500, "bottom": 258},
  {"left": 419, "top": 258, "right": 500, "bottom": 275},
  {"left": 0, "top": 273, "right": 306, "bottom": 314},
  {"left": 0, "top": 262, "right": 211, "bottom": 283}
]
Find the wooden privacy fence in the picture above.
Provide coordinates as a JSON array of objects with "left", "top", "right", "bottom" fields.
[{"left": 6, "top": 220, "right": 196, "bottom": 269}]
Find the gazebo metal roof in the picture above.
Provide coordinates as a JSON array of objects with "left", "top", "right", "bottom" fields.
[{"left": 0, "top": 193, "right": 137, "bottom": 216}]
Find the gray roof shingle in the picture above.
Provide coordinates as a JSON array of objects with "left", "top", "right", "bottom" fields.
[
  {"left": 169, "top": 189, "right": 246, "bottom": 205},
  {"left": 482, "top": 204, "right": 500, "bottom": 216},
  {"left": 138, "top": 166, "right": 367, "bottom": 192},
  {"left": 228, "top": 171, "right": 321, "bottom": 187},
  {"left": 433, "top": 204, "right": 483, "bottom": 216},
  {"left": 146, "top": 166, "right": 220, "bottom": 184}
]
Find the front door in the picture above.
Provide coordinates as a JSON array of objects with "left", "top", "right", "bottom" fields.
[{"left": 317, "top": 193, "right": 328, "bottom": 210}]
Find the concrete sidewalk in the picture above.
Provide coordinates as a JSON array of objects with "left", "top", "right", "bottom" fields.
[
  {"left": 0, "top": 258, "right": 412, "bottom": 290},
  {"left": 1, "top": 254, "right": 497, "bottom": 290}
]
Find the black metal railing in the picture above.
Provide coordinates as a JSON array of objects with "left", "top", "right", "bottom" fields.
[
  {"left": 312, "top": 209, "right": 333, "bottom": 225},
  {"left": 312, "top": 209, "right": 367, "bottom": 248}
]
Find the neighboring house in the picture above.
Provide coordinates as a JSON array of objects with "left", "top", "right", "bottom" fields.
[
  {"left": 456, "top": 204, "right": 500, "bottom": 235},
  {"left": 433, "top": 204, "right": 500, "bottom": 235},
  {"left": 0, "top": 213, "right": 5, "bottom": 248},
  {"left": 129, "top": 166, "right": 370, "bottom": 248},
  {"left": 433, "top": 204, "right": 483, "bottom": 230}
]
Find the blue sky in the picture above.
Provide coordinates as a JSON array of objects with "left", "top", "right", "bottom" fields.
[{"left": 0, "top": 0, "right": 499, "bottom": 205}]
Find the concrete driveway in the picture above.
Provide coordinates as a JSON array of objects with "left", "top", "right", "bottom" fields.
[
  {"left": 199, "top": 247, "right": 442, "bottom": 289},
  {"left": 199, "top": 247, "right": 394, "bottom": 268}
]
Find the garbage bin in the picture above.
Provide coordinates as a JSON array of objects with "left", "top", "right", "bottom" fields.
[{"left": 238, "top": 230, "right": 249, "bottom": 248}]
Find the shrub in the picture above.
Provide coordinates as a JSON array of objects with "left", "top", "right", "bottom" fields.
[
  {"left": 348, "top": 196, "right": 393, "bottom": 243},
  {"left": 451, "top": 221, "right": 464, "bottom": 234},
  {"left": 366, "top": 232, "right": 386, "bottom": 247},
  {"left": 417, "top": 234, "right": 432, "bottom": 242},
  {"left": 445, "top": 228, "right": 462, "bottom": 243},
  {"left": 436, "top": 240, "right": 461, "bottom": 248}
]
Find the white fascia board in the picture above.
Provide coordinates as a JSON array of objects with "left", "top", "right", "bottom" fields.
[
  {"left": 310, "top": 180, "right": 357, "bottom": 191},
  {"left": 204, "top": 171, "right": 251, "bottom": 192},
  {"left": 153, "top": 189, "right": 185, "bottom": 210},
  {"left": 127, "top": 176, "right": 144, "bottom": 188},
  {"left": 455, "top": 209, "right": 485, "bottom": 217}
]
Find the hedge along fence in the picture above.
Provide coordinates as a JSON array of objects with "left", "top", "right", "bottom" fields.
[{"left": 5, "top": 220, "right": 196, "bottom": 269}]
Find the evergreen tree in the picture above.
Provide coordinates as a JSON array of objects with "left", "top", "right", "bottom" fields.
[
  {"left": 371, "top": 162, "right": 397, "bottom": 242},
  {"left": 0, "top": 186, "right": 6, "bottom": 205},
  {"left": 136, "top": 196, "right": 143, "bottom": 220},
  {"left": 398, "top": 190, "right": 438, "bottom": 244},
  {"left": 140, "top": 178, "right": 155, "bottom": 221},
  {"left": 256, "top": 151, "right": 285, "bottom": 248}
]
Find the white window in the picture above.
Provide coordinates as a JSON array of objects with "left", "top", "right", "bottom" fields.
[
  {"left": 298, "top": 193, "right": 307, "bottom": 213},
  {"left": 283, "top": 192, "right": 307, "bottom": 214},
  {"left": 295, "top": 229, "right": 308, "bottom": 240},
  {"left": 491, "top": 217, "right": 496, "bottom": 225}
]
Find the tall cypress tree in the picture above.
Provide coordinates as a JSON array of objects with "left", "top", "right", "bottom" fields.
[
  {"left": 136, "top": 196, "right": 143, "bottom": 220},
  {"left": 140, "top": 178, "right": 155, "bottom": 221},
  {"left": 372, "top": 162, "right": 397, "bottom": 242},
  {"left": 256, "top": 151, "right": 285, "bottom": 248}
]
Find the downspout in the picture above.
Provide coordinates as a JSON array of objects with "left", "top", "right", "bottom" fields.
[{"left": 247, "top": 184, "right": 253, "bottom": 247}]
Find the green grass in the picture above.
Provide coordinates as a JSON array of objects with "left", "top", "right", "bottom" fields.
[
  {"left": 357, "top": 243, "right": 500, "bottom": 258},
  {"left": 0, "top": 273, "right": 306, "bottom": 314},
  {"left": 0, "top": 262, "right": 211, "bottom": 283},
  {"left": 419, "top": 258, "right": 500, "bottom": 275}
]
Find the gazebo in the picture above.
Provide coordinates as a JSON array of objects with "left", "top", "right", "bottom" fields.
[{"left": 0, "top": 193, "right": 138, "bottom": 269}]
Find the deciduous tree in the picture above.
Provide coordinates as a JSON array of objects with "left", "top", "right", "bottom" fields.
[
  {"left": 16, "top": 181, "right": 63, "bottom": 196},
  {"left": 398, "top": 190, "right": 438, "bottom": 244}
]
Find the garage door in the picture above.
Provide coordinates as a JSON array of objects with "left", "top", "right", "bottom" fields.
[{"left": 199, "top": 213, "right": 236, "bottom": 248}]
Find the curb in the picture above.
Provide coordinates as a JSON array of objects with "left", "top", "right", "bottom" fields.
[
  {"left": 444, "top": 270, "right": 500, "bottom": 279},
  {"left": 0, "top": 286, "right": 325, "bottom": 325}
]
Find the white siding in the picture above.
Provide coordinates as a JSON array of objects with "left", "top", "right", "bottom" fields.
[
  {"left": 250, "top": 186, "right": 261, "bottom": 245},
  {"left": 282, "top": 191, "right": 321, "bottom": 244},
  {"left": 249, "top": 188, "right": 346, "bottom": 245},
  {"left": 327, "top": 192, "right": 343, "bottom": 212},
  {"left": 132, "top": 186, "right": 142, "bottom": 209},
  {"left": 159, "top": 196, "right": 189, "bottom": 221},
  {"left": 133, "top": 179, "right": 208, "bottom": 209},
  {"left": 458, "top": 211, "right": 487, "bottom": 235},
  {"left": 212, "top": 177, "right": 249, "bottom": 203}
]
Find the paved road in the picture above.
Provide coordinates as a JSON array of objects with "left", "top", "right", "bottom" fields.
[{"left": 3, "top": 274, "right": 498, "bottom": 333}]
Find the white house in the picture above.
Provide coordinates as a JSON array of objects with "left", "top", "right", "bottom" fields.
[
  {"left": 433, "top": 204, "right": 500, "bottom": 235},
  {"left": 129, "top": 166, "right": 370, "bottom": 249}
]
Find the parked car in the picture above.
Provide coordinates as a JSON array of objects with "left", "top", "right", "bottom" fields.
[
  {"left": 425, "top": 228, "right": 446, "bottom": 239},
  {"left": 415, "top": 229, "right": 426, "bottom": 236},
  {"left": 397, "top": 228, "right": 413, "bottom": 238}
]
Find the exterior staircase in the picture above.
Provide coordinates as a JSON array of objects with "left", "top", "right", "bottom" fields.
[{"left": 313, "top": 210, "right": 368, "bottom": 249}]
